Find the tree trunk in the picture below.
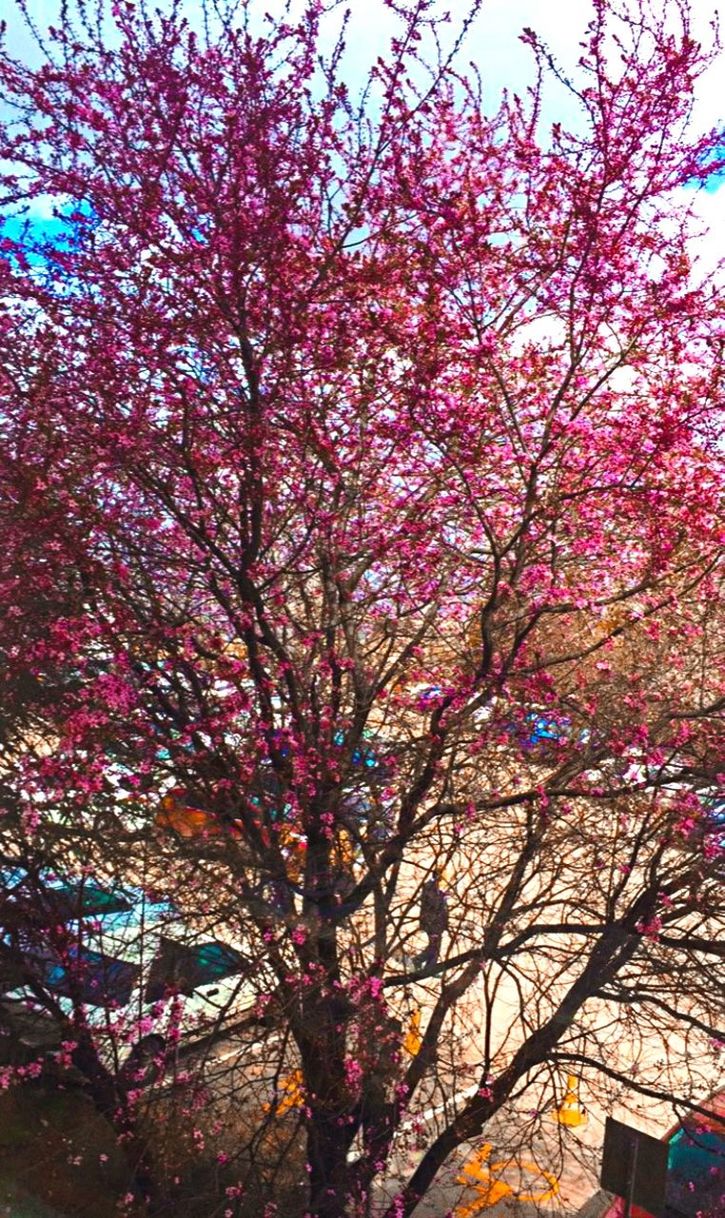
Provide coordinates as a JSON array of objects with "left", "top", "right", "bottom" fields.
[{"left": 306, "top": 1110, "right": 355, "bottom": 1218}]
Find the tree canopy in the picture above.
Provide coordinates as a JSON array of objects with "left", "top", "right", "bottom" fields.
[{"left": 0, "top": 2, "right": 723, "bottom": 1216}]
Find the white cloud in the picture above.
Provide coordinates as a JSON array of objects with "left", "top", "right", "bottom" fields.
[
  {"left": 22, "top": 192, "right": 70, "bottom": 220},
  {"left": 340, "top": 0, "right": 722, "bottom": 124},
  {"left": 3, "top": 0, "right": 722, "bottom": 265},
  {"left": 676, "top": 185, "right": 725, "bottom": 278}
]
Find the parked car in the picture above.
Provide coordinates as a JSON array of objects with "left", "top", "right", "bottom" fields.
[
  {"left": 602, "top": 1090, "right": 725, "bottom": 1218},
  {"left": 0, "top": 870, "right": 261, "bottom": 1076},
  {"left": 666, "top": 1112, "right": 725, "bottom": 1218}
]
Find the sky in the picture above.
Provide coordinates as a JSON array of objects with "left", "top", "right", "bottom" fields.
[
  {"left": 2, "top": 0, "right": 723, "bottom": 263},
  {"left": 5, "top": 0, "right": 724, "bottom": 128}
]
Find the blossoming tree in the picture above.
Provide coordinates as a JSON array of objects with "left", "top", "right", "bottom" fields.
[{"left": 0, "top": 1, "right": 723, "bottom": 1215}]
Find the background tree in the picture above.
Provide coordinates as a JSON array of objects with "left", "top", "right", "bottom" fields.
[{"left": 0, "top": 1, "right": 723, "bottom": 1216}]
